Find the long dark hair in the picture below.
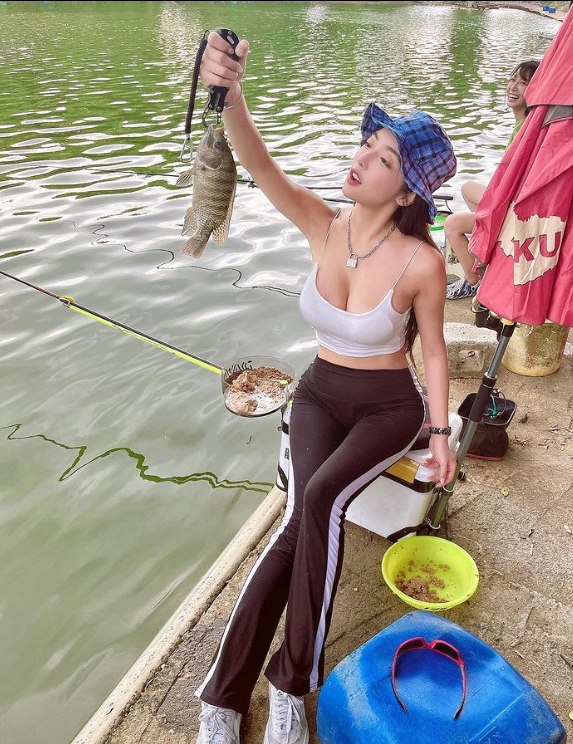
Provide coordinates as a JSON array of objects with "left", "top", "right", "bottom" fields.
[
  {"left": 510, "top": 59, "right": 540, "bottom": 84},
  {"left": 393, "top": 194, "right": 440, "bottom": 357}
]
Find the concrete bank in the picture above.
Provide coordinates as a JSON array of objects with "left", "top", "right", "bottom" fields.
[{"left": 421, "top": 1, "right": 568, "bottom": 23}]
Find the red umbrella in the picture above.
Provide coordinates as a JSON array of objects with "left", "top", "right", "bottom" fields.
[
  {"left": 429, "top": 13, "right": 573, "bottom": 530},
  {"left": 469, "top": 12, "right": 573, "bottom": 327}
]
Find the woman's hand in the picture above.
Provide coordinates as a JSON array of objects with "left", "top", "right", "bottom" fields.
[
  {"left": 200, "top": 31, "right": 249, "bottom": 96},
  {"left": 425, "top": 435, "right": 457, "bottom": 489}
]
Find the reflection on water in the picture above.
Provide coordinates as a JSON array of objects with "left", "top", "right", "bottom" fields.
[
  {"left": 0, "top": 2, "right": 559, "bottom": 742},
  {"left": 1, "top": 423, "right": 272, "bottom": 491}
]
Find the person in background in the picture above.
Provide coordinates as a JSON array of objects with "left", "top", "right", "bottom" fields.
[
  {"left": 193, "top": 30, "right": 457, "bottom": 744},
  {"left": 445, "top": 59, "right": 540, "bottom": 300}
]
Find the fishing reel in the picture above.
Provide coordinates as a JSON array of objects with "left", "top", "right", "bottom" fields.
[{"left": 180, "top": 27, "right": 240, "bottom": 162}]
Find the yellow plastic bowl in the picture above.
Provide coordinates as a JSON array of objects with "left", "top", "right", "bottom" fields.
[{"left": 381, "top": 536, "right": 479, "bottom": 611}]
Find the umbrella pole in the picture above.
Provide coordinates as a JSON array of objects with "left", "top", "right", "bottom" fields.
[{"left": 427, "top": 319, "right": 517, "bottom": 531}]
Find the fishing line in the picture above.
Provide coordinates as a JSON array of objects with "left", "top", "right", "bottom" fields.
[
  {"left": 68, "top": 163, "right": 454, "bottom": 207},
  {"left": 237, "top": 177, "right": 454, "bottom": 208},
  {"left": 0, "top": 270, "right": 222, "bottom": 375}
]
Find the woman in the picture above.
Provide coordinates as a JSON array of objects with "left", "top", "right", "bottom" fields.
[
  {"left": 194, "top": 31, "right": 457, "bottom": 744},
  {"left": 445, "top": 59, "right": 540, "bottom": 300}
]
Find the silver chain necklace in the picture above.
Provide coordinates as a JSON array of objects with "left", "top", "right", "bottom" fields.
[{"left": 346, "top": 209, "right": 397, "bottom": 269}]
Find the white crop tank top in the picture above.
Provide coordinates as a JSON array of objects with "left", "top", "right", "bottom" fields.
[{"left": 299, "top": 216, "right": 422, "bottom": 357}]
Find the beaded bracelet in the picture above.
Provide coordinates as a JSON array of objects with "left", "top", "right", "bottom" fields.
[
  {"left": 223, "top": 82, "right": 243, "bottom": 110},
  {"left": 428, "top": 426, "right": 452, "bottom": 436}
]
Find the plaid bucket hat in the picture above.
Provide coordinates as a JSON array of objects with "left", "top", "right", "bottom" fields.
[{"left": 361, "top": 102, "right": 457, "bottom": 221}]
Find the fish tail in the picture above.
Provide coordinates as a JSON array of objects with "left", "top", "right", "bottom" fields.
[{"left": 180, "top": 237, "right": 208, "bottom": 258}]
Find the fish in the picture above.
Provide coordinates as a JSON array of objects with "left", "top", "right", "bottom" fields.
[{"left": 175, "top": 124, "right": 237, "bottom": 258}]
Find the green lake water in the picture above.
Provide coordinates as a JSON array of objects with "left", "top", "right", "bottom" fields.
[{"left": 0, "top": 2, "right": 560, "bottom": 742}]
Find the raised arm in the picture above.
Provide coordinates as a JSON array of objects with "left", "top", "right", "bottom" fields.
[{"left": 199, "top": 31, "right": 334, "bottom": 247}]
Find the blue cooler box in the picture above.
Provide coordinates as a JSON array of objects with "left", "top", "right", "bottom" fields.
[{"left": 317, "top": 611, "right": 566, "bottom": 744}]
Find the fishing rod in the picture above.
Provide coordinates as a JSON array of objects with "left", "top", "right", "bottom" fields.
[
  {"left": 0, "top": 270, "right": 222, "bottom": 375},
  {"left": 237, "top": 177, "right": 454, "bottom": 209}
]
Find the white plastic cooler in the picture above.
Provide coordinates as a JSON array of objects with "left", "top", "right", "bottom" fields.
[
  {"left": 276, "top": 406, "right": 464, "bottom": 542},
  {"left": 346, "top": 412, "right": 463, "bottom": 540}
]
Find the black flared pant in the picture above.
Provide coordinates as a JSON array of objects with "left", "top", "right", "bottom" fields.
[{"left": 197, "top": 357, "right": 425, "bottom": 714}]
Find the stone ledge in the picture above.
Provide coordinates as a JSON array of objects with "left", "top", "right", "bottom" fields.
[
  {"left": 412, "top": 321, "right": 497, "bottom": 379},
  {"left": 445, "top": 322, "right": 499, "bottom": 377},
  {"left": 442, "top": 321, "right": 572, "bottom": 378}
]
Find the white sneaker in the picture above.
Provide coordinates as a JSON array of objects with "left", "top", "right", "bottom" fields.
[
  {"left": 196, "top": 702, "right": 241, "bottom": 744},
  {"left": 446, "top": 277, "right": 479, "bottom": 300},
  {"left": 264, "top": 682, "right": 309, "bottom": 744}
]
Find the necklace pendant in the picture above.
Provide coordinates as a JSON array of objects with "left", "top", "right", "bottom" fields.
[{"left": 346, "top": 254, "right": 358, "bottom": 269}]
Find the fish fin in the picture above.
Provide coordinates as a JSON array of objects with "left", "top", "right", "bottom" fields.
[
  {"left": 179, "top": 209, "right": 213, "bottom": 257},
  {"left": 180, "top": 237, "right": 209, "bottom": 258},
  {"left": 212, "top": 183, "right": 237, "bottom": 246},
  {"left": 175, "top": 169, "right": 194, "bottom": 188},
  {"left": 181, "top": 208, "right": 198, "bottom": 236}
]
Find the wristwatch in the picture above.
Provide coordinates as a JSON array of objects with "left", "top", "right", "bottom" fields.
[{"left": 429, "top": 426, "right": 452, "bottom": 436}]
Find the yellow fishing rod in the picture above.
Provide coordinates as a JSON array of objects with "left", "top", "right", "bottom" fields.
[{"left": 0, "top": 270, "right": 222, "bottom": 376}]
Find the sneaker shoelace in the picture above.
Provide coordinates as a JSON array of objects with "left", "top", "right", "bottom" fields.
[
  {"left": 199, "top": 705, "right": 238, "bottom": 744},
  {"left": 269, "top": 689, "right": 304, "bottom": 743}
]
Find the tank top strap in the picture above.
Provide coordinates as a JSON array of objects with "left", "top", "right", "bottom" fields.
[
  {"left": 391, "top": 239, "right": 424, "bottom": 291},
  {"left": 315, "top": 208, "right": 342, "bottom": 266}
]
